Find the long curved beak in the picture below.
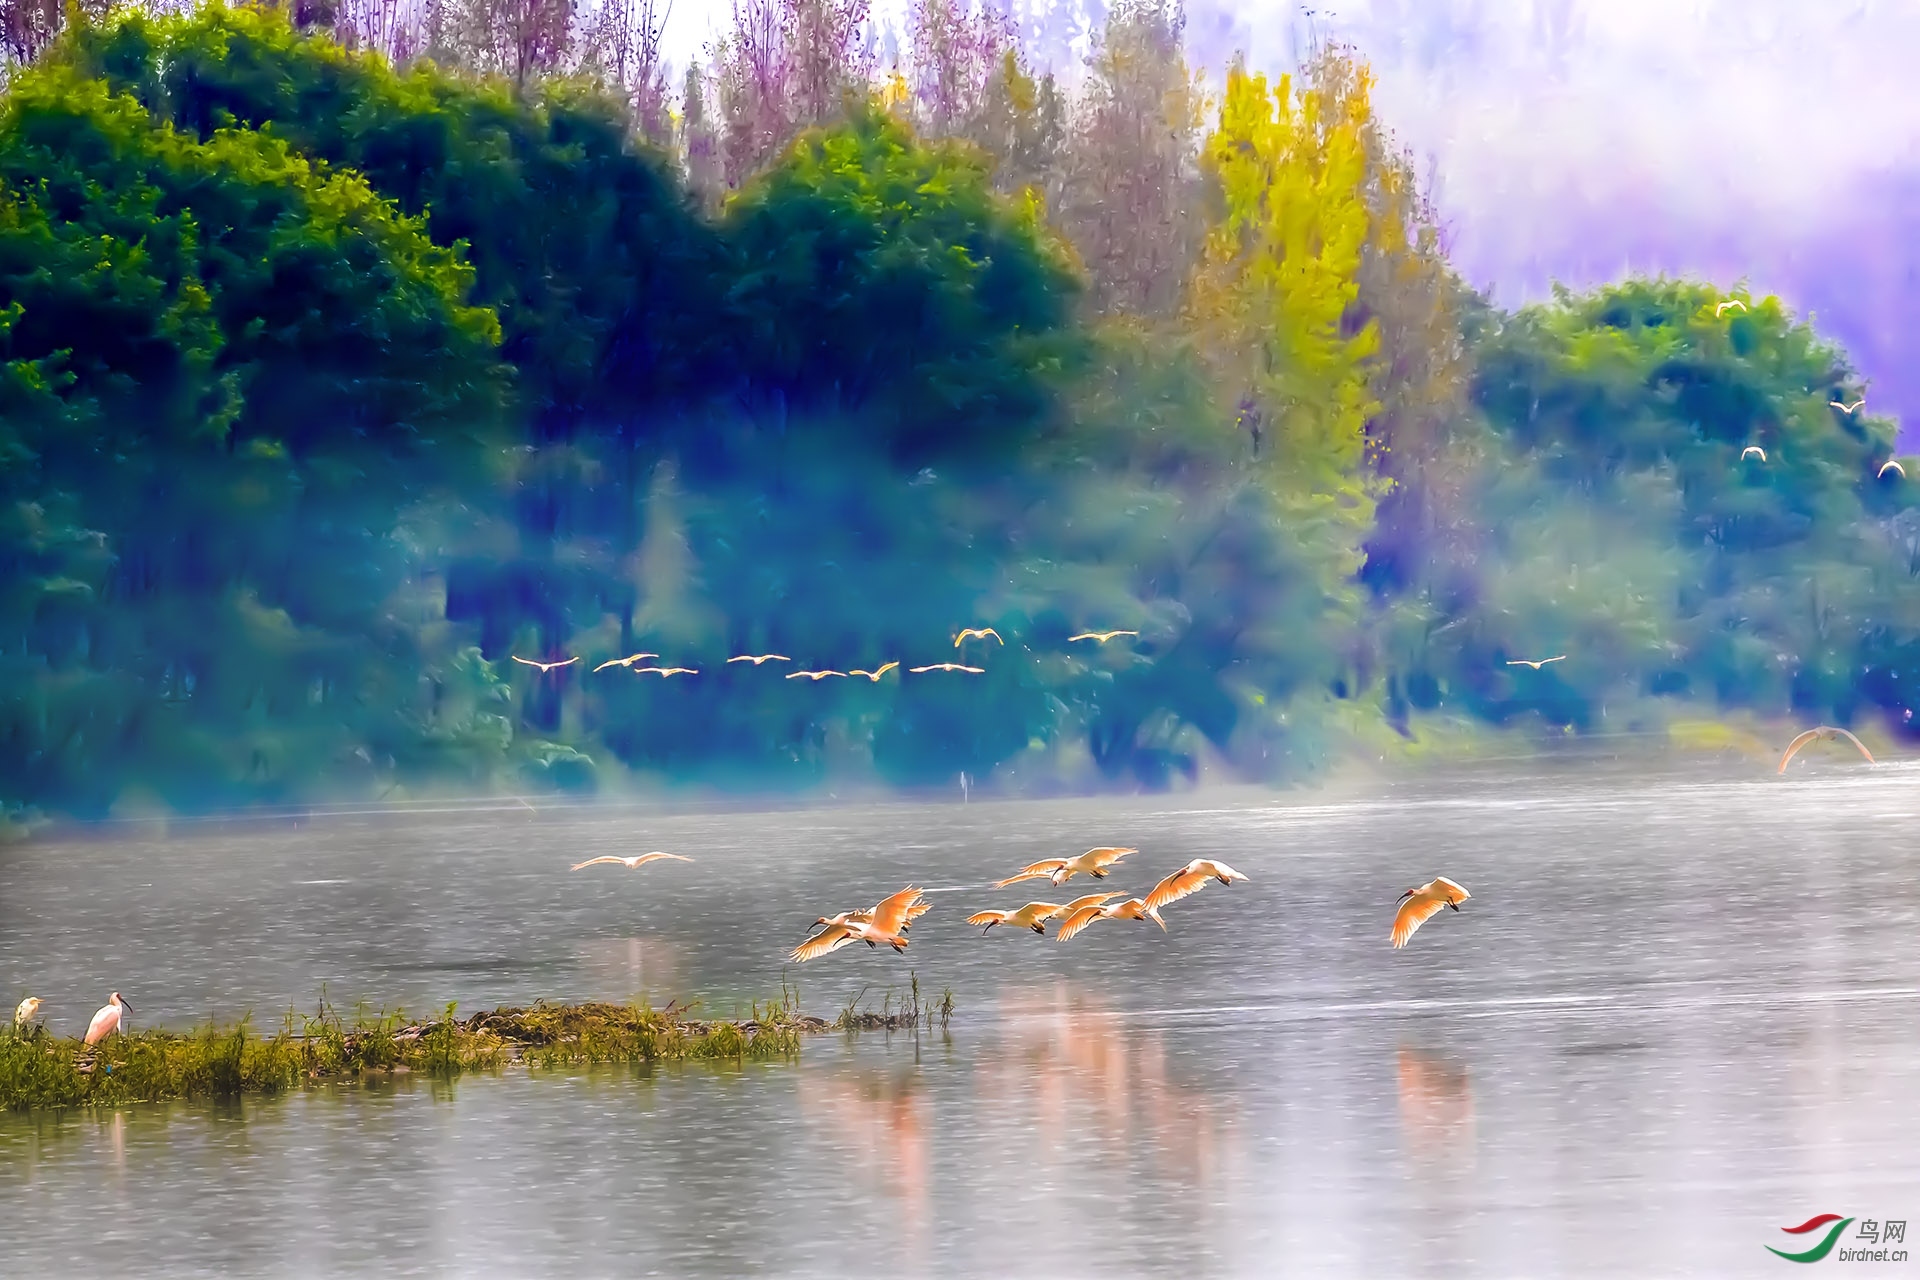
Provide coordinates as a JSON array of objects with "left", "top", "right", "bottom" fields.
[
  {"left": 1397, "top": 890, "right": 1414, "bottom": 902},
  {"left": 120, "top": 997, "right": 133, "bottom": 1011}
]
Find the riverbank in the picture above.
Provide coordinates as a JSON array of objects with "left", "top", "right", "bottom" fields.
[{"left": 0, "top": 990, "right": 951, "bottom": 1112}]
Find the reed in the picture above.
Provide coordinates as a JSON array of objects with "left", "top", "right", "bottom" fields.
[{"left": 0, "top": 990, "right": 856, "bottom": 1112}]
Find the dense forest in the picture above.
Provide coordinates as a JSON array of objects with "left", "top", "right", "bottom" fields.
[{"left": 1, "top": 0, "right": 1913, "bottom": 825}]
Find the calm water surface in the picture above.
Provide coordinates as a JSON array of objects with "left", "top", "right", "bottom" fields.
[{"left": 3, "top": 759, "right": 1919, "bottom": 1277}]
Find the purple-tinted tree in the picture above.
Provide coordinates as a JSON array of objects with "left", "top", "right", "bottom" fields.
[
  {"left": 1052, "top": 0, "right": 1204, "bottom": 316},
  {"left": 905, "top": 0, "right": 1011, "bottom": 138},
  {"left": 710, "top": 0, "right": 871, "bottom": 189}
]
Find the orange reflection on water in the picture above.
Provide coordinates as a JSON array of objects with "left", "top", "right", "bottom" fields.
[
  {"left": 1396, "top": 1045, "right": 1476, "bottom": 1162},
  {"left": 798, "top": 1064, "right": 932, "bottom": 1239},
  {"left": 976, "top": 981, "right": 1231, "bottom": 1183}
]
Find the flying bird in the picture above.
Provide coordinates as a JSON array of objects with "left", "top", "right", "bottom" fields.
[
  {"left": 1505, "top": 656, "right": 1566, "bottom": 670},
  {"left": 569, "top": 852, "right": 693, "bottom": 872},
  {"left": 1740, "top": 446, "right": 1766, "bottom": 462},
  {"left": 953, "top": 628, "right": 1004, "bottom": 647},
  {"left": 1143, "top": 860, "right": 1250, "bottom": 915},
  {"left": 13, "top": 996, "right": 42, "bottom": 1028},
  {"left": 965, "top": 900, "right": 1072, "bottom": 935},
  {"left": 1880, "top": 460, "right": 1906, "bottom": 479},
  {"left": 848, "top": 663, "right": 901, "bottom": 681},
  {"left": 1054, "top": 894, "right": 1154, "bottom": 942},
  {"left": 1831, "top": 397, "right": 1866, "bottom": 414},
  {"left": 592, "top": 653, "right": 660, "bottom": 672},
  {"left": 1714, "top": 300, "right": 1747, "bottom": 316},
  {"left": 1392, "top": 877, "right": 1470, "bottom": 949},
  {"left": 790, "top": 888, "right": 929, "bottom": 962},
  {"left": 1069, "top": 630, "right": 1140, "bottom": 643},
  {"left": 786, "top": 669, "right": 848, "bottom": 681},
  {"left": 84, "top": 992, "right": 131, "bottom": 1046},
  {"left": 1776, "top": 726, "right": 1875, "bottom": 773},
  {"left": 910, "top": 663, "right": 985, "bottom": 674},
  {"left": 727, "top": 654, "right": 790, "bottom": 665},
  {"left": 511, "top": 656, "right": 579, "bottom": 673},
  {"left": 993, "top": 847, "right": 1138, "bottom": 888},
  {"left": 632, "top": 666, "right": 698, "bottom": 677}
]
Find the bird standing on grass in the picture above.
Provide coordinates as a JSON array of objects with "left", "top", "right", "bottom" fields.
[
  {"left": 84, "top": 993, "right": 131, "bottom": 1046},
  {"left": 13, "top": 996, "right": 42, "bottom": 1031}
]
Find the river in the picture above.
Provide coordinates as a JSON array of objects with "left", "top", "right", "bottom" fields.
[{"left": 3, "top": 757, "right": 1918, "bottom": 1276}]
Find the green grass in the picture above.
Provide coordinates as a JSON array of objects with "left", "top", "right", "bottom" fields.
[{"left": 0, "top": 992, "right": 839, "bottom": 1112}]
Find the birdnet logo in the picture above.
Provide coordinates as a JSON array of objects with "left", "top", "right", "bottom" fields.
[{"left": 1767, "top": 1215, "right": 1908, "bottom": 1264}]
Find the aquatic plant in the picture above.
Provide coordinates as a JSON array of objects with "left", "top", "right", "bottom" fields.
[{"left": 0, "top": 994, "right": 850, "bottom": 1112}]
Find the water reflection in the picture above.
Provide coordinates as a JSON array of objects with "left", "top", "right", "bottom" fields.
[
  {"left": 981, "top": 982, "right": 1234, "bottom": 1185},
  {"left": 798, "top": 1060, "right": 932, "bottom": 1240},
  {"left": 570, "top": 935, "right": 683, "bottom": 1001},
  {"left": 1395, "top": 1044, "right": 1475, "bottom": 1163}
]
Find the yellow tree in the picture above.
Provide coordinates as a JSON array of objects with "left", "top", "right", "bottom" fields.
[{"left": 1191, "top": 59, "right": 1382, "bottom": 549}]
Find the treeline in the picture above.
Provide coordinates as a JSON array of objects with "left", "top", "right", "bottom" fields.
[{"left": 1, "top": 1, "right": 1913, "bottom": 824}]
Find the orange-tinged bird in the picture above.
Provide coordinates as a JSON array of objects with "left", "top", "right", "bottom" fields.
[
  {"left": 1068, "top": 630, "right": 1140, "bottom": 643},
  {"left": 1391, "top": 877, "right": 1470, "bottom": 949},
  {"left": 786, "top": 670, "right": 847, "bottom": 680},
  {"left": 954, "top": 628, "right": 1003, "bottom": 646},
  {"left": 1777, "top": 726, "right": 1875, "bottom": 773},
  {"left": 994, "top": 847, "right": 1138, "bottom": 888},
  {"left": 1142, "top": 859, "right": 1249, "bottom": 914},
  {"left": 790, "top": 888, "right": 929, "bottom": 962},
  {"left": 848, "top": 663, "right": 900, "bottom": 681}
]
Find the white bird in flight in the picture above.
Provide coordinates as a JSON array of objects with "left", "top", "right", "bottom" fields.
[
  {"left": 1741, "top": 446, "right": 1766, "bottom": 462},
  {"left": 727, "top": 654, "right": 790, "bottom": 665},
  {"left": 593, "top": 653, "right": 660, "bottom": 672},
  {"left": 993, "top": 847, "right": 1138, "bottom": 888},
  {"left": 1831, "top": 397, "right": 1866, "bottom": 414},
  {"left": 1880, "top": 460, "right": 1905, "bottom": 479},
  {"left": 1069, "top": 630, "right": 1140, "bottom": 643},
  {"left": 569, "top": 852, "right": 694, "bottom": 872},
  {"left": 1142, "top": 860, "right": 1250, "bottom": 915},
  {"left": 786, "top": 669, "right": 847, "bottom": 681},
  {"left": 848, "top": 663, "right": 900, "bottom": 681},
  {"left": 84, "top": 992, "right": 132, "bottom": 1046},
  {"left": 632, "top": 666, "right": 698, "bottom": 677},
  {"left": 953, "top": 628, "right": 1003, "bottom": 647},
  {"left": 1392, "top": 877, "right": 1470, "bottom": 949},
  {"left": 910, "top": 663, "right": 984, "bottom": 674},
  {"left": 967, "top": 893, "right": 1117, "bottom": 936},
  {"left": 1714, "top": 300, "right": 1747, "bottom": 316},
  {"left": 1506, "top": 656, "right": 1566, "bottom": 670},
  {"left": 1055, "top": 894, "right": 1165, "bottom": 941},
  {"left": 511, "top": 655, "right": 580, "bottom": 673},
  {"left": 1777, "top": 726, "right": 1874, "bottom": 773}
]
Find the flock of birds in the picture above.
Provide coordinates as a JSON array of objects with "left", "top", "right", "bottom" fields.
[
  {"left": 1711, "top": 300, "right": 1897, "bottom": 474},
  {"left": 506, "top": 627, "right": 1146, "bottom": 683},
  {"left": 564, "top": 845, "right": 1471, "bottom": 963}
]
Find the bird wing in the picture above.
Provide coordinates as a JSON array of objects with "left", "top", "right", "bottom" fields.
[
  {"left": 789, "top": 924, "right": 857, "bottom": 963},
  {"left": 1777, "top": 728, "right": 1826, "bottom": 773},
  {"left": 593, "top": 659, "right": 624, "bottom": 672},
  {"left": 1055, "top": 904, "right": 1106, "bottom": 942},
  {"left": 1432, "top": 876, "right": 1469, "bottom": 902},
  {"left": 1079, "top": 846, "right": 1136, "bottom": 869},
  {"left": 555, "top": 657, "right": 580, "bottom": 667},
  {"left": 870, "top": 887, "right": 926, "bottom": 935},
  {"left": 1830, "top": 728, "right": 1875, "bottom": 763},
  {"left": 632, "top": 852, "right": 693, "bottom": 867},
  {"left": 1060, "top": 892, "right": 1122, "bottom": 915},
  {"left": 994, "top": 860, "right": 1070, "bottom": 888},
  {"left": 905, "top": 899, "right": 934, "bottom": 923},
  {"left": 1143, "top": 866, "right": 1210, "bottom": 913},
  {"left": 1391, "top": 896, "right": 1448, "bottom": 948},
  {"left": 511, "top": 656, "right": 540, "bottom": 667},
  {"left": 965, "top": 910, "right": 1009, "bottom": 927},
  {"left": 570, "top": 856, "right": 626, "bottom": 870}
]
